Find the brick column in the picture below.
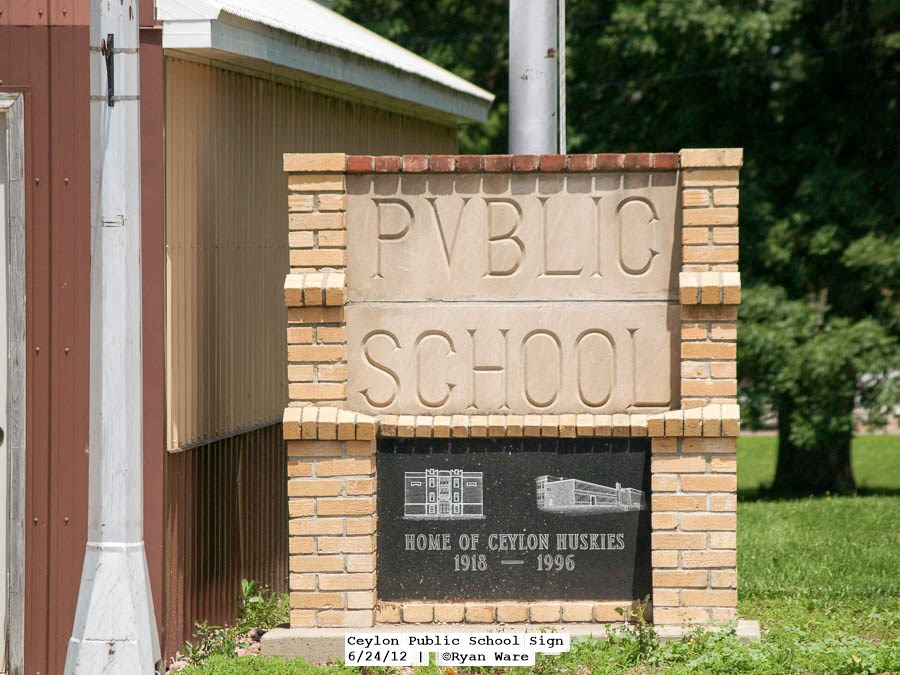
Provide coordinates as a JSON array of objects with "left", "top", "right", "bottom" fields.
[
  {"left": 650, "top": 148, "right": 742, "bottom": 625},
  {"left": 679, "top": 147, "right": 741, "bottom": 410},
  {"left": 283, "top": 154, "right": 377, "bottom": 628}
]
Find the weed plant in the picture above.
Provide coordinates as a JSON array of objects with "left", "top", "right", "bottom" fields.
[
  {"left": 178, "top": 579, "right": 289, "bottom": 666},
  {"left": 236, "top": 579, "right": 291, "bottom": 634}
]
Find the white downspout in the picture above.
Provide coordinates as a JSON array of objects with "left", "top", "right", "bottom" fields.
[{"left": 65, "top": 0, "right": 160, "bottom": 671}]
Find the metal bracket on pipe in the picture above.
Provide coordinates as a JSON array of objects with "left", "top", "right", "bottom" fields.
[{"left": 101, "top": 33, "right": 115, "bottom": 106}]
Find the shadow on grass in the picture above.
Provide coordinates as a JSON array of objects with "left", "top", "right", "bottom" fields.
[{"left": 737, "top": 486, "right": 900, "bottom": 502}]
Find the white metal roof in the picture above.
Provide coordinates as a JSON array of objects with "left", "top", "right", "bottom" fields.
[{"left": 156, "top": 0, "right": 494, "bottom": 123}]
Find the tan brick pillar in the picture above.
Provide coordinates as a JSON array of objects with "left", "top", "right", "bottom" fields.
[
  {"left": 282, "top": 154, "right": 378, "bottom": 628},
  {"left": 650, "top": 149, "right": 742, "bottom": 625},
  {"left": 679, "top": 147, "right": 742, "bottom": 410}
]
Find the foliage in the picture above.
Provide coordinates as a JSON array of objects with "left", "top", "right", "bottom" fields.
[
  {"left": 740, "top": 287, "right": 897, "bottom": 436},
  {"left": 739, "top": 284, "right": 898, "bottom": 492},
  {"left": 180, "top": 622, "right": 247, "bottom": 666},
  {"left": 235, "top": 579, "right": 290, "bottom": 633},
  {"left": 612, "top": 595, "right": 659, "bottom": 666},
  {"left": 333, "top": 0, "right": 900, "bottom": 492},
  {"left": 178, "top": 580, "right": 289, "bottom": 666}
]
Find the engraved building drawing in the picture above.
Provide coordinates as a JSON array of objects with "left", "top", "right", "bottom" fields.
[
  {"left": 535, "top": 475, "right": 646, "bottom": 514},
  {"left": 404, "top": 469, "right": 484, "bottom": 519}
]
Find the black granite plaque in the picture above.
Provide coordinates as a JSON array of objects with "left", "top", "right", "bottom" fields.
[{"left": 377, "top": 437, "right": 651, "bottom": 601}]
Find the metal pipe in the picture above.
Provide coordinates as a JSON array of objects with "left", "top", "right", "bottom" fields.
[
  {"left": 509, "top": 0, "right": 559, "bottom": 154},
  {"left": 66, "top": 0, "right": 160, "bottom": 670},
  {"left": 558, "top": 0, "right": 567, "bottom": 153}
]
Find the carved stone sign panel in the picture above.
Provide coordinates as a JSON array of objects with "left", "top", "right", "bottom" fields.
[
  {"left": 345, "top": 171, "right": 680, "bottom": 416},
  {"left": 347, "top": 173, "right": 679, "bottom": 302},
  {"left": 346, "top": 304, "right": 678, "bottom": 415},
  {"left": 377, "top": 437, "right": 652, "bottom": 601}
]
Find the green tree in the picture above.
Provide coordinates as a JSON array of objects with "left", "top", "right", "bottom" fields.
[
  {"left": 335, "top": 0, "right": 899, "bottom": 493},
  {"left": 740, "top": 285, "right": 897, "bottom": 493}
]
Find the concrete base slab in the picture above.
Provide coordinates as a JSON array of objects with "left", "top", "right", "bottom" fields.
[
  {"left": 261, "top": 620, "right": 761, "bottom": 664},
  {"left": 261, "top": 628, "right": 345, "bottom": 665},
  {"left": 656, "top": 619, "right": 761, "bottom": 643}
]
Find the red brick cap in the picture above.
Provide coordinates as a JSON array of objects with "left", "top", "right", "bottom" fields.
[
  {"left": 624, "top": 153, "right": 652, "bottom": 171},
  {"left": 511, "top": 155, "right": 540, "bottom": 171},
  {"left": 484, "top": 155, "right": 512, "bottom": 172},
  {"left": 540, "top": 155, "right": 566, "bottom": 172},
  {"left": 652, "top": 153, "right": 679, "bottom": 170},
  {"left": 402, "top": 155, "right": 429, "bottom": 172},
  {"left": 374, "top": 155, "right": 401, "bottom": 172},
  {"left": 566, "top": 154, "right": 595, "bottom": 171},
  {"left": 342, "top": 154, "right": 680, "bottom": 173},
  {"left": 456, "top": 155, "right": 483, "bottom": 172},
  {"left": 429, "top": 155, "right": 456, "bottom": 172},
  {"left": 595, "top": 154, "right": 625, "bottom": 171}
]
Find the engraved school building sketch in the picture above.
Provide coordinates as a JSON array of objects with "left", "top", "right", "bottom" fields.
[
  {"left": 535, "top": 475, "right": 646, "bottom": 514},
  {"left": 404, "top": 469, "right": 485, "bottom": 519}
]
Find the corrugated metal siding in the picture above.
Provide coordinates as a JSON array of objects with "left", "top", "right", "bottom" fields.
[
  {"left": 164, "top": 55, "right": 457, "bottom": 449},
  {"left": 0, "top": 0, "right": 90, "bottom": 26},
  {"left": 0, "top": 22, "right": 92, "bottom": 675},
  {"left": 164, "top": 423, "right": 287, "bottom": 659},
  {"left": 162, "top": 55, "right": 457, "bottom": 660}
]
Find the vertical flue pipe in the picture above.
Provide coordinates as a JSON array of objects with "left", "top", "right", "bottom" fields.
[
  {"left": 66, "top": 0, "right": 160, "bottom": 670},
  {"left": 509, "top": 0, "right": 559, "bottom": 154},
  {"left": 558, "top": 0, "right": 567, "bottom": 153}
]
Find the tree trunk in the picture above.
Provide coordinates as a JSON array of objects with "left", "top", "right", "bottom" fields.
[{"left": 773, "top": 400, "right": 856, "bottom": 494}]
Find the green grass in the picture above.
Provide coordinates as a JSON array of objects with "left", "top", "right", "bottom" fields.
[
  {"left": 179, "top": 436, "right": 900, "bottom": 674},
  {"left": 181, "top": 657, "right": 356, "bottom": 674},
  {"left": 736, "top": 434, "right": 900, "bottom": 646},
  {"left": 738, "top": 496, "right": 899, "bottom": 640},
  {"left": 850, "top": 435, "right": 900, "bottom": 493}
]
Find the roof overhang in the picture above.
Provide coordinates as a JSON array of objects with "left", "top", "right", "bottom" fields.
[{"left": 156, "top": 0, "right": 494, "bottom": 125}]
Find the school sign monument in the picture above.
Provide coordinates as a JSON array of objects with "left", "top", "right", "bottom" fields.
[{"left": 268, "top": 150, "right": 744, "bottom": 655}]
